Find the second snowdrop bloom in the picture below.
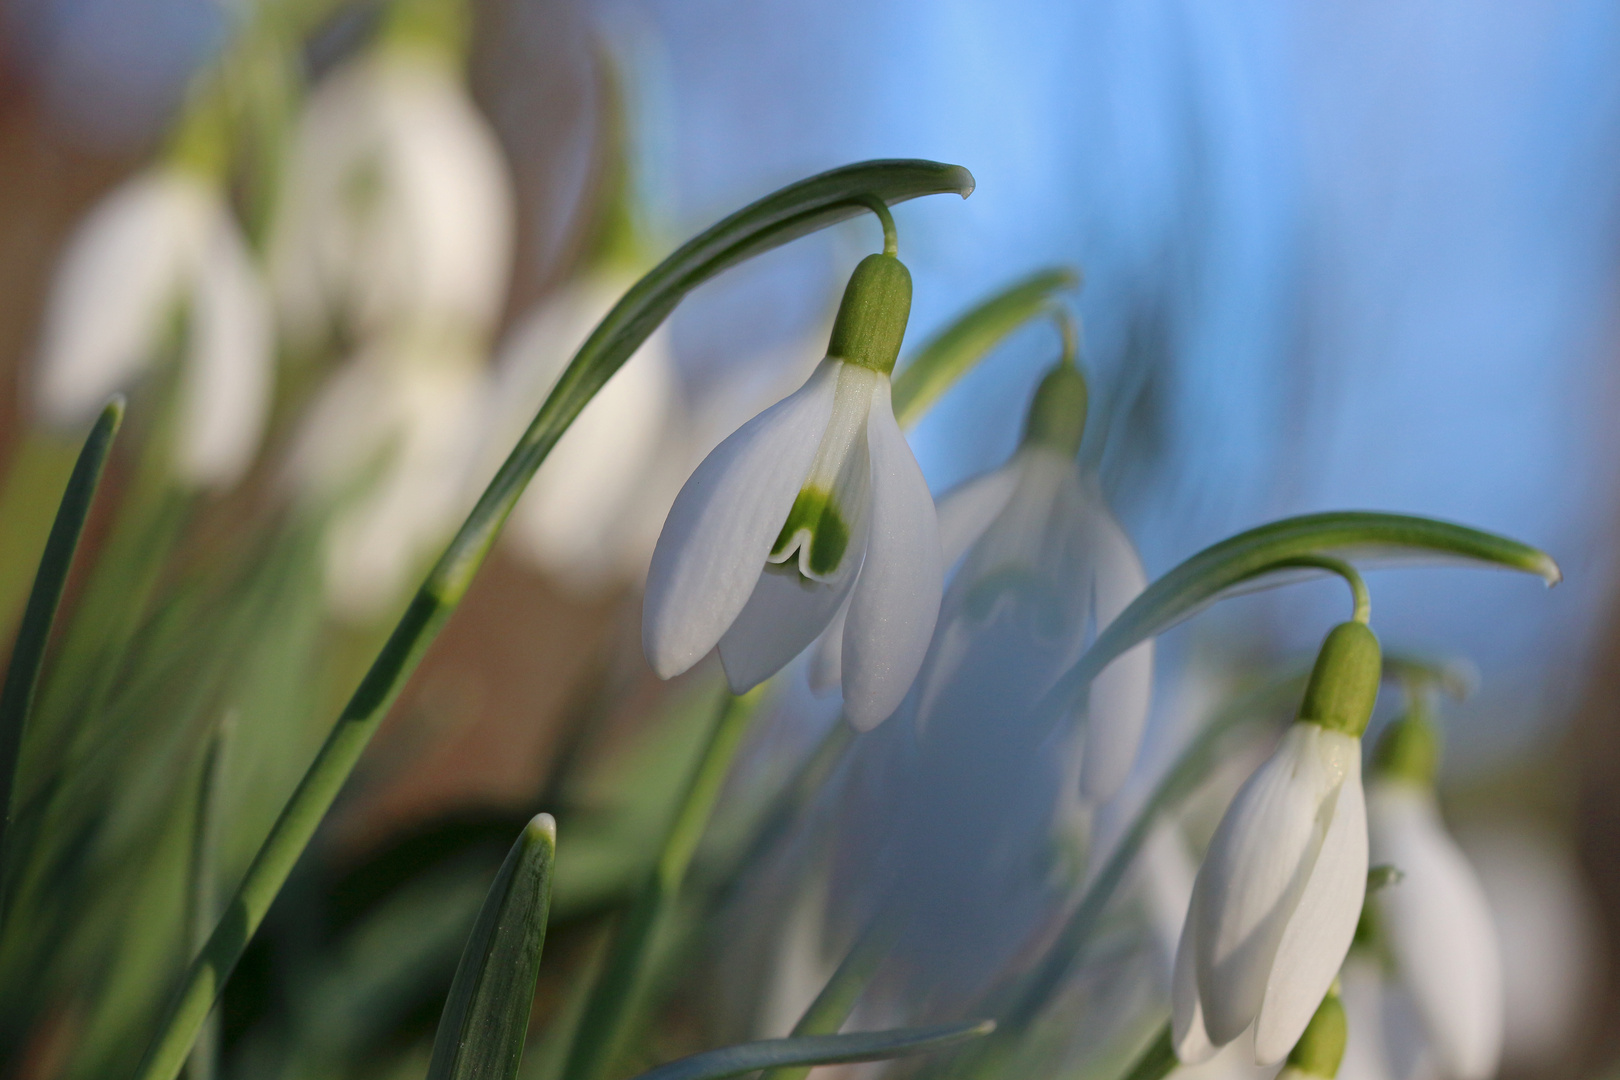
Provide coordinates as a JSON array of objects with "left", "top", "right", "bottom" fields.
[
  {"left": 1367, "top": 712, "right": 1502, "bottom": 1080},
  {"left": 643, "top": 250, "right": 941, "bottom": 730},
  {"left": 34, "top": 166, "right": 273, "bottom": 488},
  {"left": 1174, "top": 620, "right": 1379, "bottom": 1066}
]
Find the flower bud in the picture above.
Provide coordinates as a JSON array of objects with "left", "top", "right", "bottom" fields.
[
  {"left": 826, "top": 253, "right": 911, "bottom": 375},
  {"left": 1021, "top": 361, "right": 1087, "bottom": 456},
  {"left": 1371, "top": 711, "right": 1441, "bottom": 787},
  {"left": 1298, "top": 621, "right": 1381, "bottom": 737},
  {"left": 1284, "top": 986, "right": 1348, "bottom": 1079}
]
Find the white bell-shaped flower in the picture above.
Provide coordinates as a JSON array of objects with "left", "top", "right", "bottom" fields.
[
  {"left": 1174, "top": 621, "right": 1380, "bottom": 1066},
  {"left": 269, "top": 42, "right": 513, "bottom": 346},
  {"left": 287, "top": 331, "right": 486, "bottom": 621},
  {"left": 34, "top": 166, "right": 273, "bottom": 488},
  {"left": 643, "top": 253, "right": 941, "bottom": 730},
  {"left": 479, "top": 273, "right": 678, "bottom": 593},
  {"left": 1367, "top": 715, "right": 1503, "bottom": 1080}
]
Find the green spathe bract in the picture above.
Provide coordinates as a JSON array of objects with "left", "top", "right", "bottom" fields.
[
  {"left": 131, "top": 159, "right": 974, "bottom": 1080},
  {"left": 826, "top": 254, "right": 912, "bottom": 376},
  {"left": 771, "top": 486, "right": 852, "bottom": 579},
  {"left": 1297, "top": 621, "right": 1382, "bottom": 737}
]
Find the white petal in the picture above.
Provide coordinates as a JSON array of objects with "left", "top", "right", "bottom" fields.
[
  {"left": 1173, "top": 896, "right": 1218, "bottom": 1064},
  {"left": 34, "top": 169, "right": 210, "bottom": 424},
  {"left": 839, "top": 383, "right": 942, "bottom": 730},
  {"left": 507, "top": 283, "right": 677, "bottom": 587},
  {"left": 1337, "top": 956, "right": 1395, "bottom": 1080},
  {"left": 1195, "top": 724, "right": 1358, "bottom": 1046},
  {"left": 720, "top": 555, "right": 862, "bottom": 694},
  {"left": 1254, "top": 763, "right": 1368, "bottom": 1063},
  {"left": 1370, "top": 784, "right": 1502, "bottom": 1080},
  {"left": 175, "top": 207, "right": 274, "bottom": 488},
  {"left": 1081, "top": 492, "right": 1154, "bottom": 802},
  {"left": 643, "top": 360, "right": 839, "bottom": 678},
  {"left": 934, "top": 461, "right": 1019, "bottom": 568},
  {"left": 807, "top": 596, "right": 852, "bottom": 695}
]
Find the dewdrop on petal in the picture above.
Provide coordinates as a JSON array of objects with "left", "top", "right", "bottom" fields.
[
  {"left": 33, "top": 166, "right": 273, "bottom": 489},
  {"left": 643, "top": 240, "right": 942, "bottom": 731},
  {"left": 1173, "top": 621, "right": 1378, "bottom": 1066}
]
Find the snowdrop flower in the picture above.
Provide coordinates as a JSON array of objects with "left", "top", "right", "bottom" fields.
[
  {"left": 643, "top": 247, "right": 940, "bottom": 730},
  {"left": 478, "top": 273, "right": 679, "bottom": 593},
  {"left": 1174, "top": 620, "right": 1379, "bottom": 1066},
  {"left": 34, "top": 166, "right": 273, "bottom": 488},
  {"left": 903, "top": 358, "right": 1153, "bottom": 797},
  {"left": 287, "top": 331, "right": 486, "bottom": 621},
  {"left": 1366, "top": 711, "right": 1502, "bottom": 1080},
  {"left": 268, "top": 28, "right": 513, "bottom": 347}
]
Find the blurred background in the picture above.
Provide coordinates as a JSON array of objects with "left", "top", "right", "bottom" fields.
[{"left": 1, "top": 1, "right": 1618, "bottom": 1079}]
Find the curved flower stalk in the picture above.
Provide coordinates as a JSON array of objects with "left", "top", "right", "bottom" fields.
[
  {"left": 33, "top": 166, "right": 273, "bottom": 488},
  {"left": 479, "top": 273, "right": 680, "bottom": 593},
  {"left": 1365, "top": 704, "right": 1502, "bottom": 1080},
  {"left": 1174, "top": 618, "right": 1378, "bottom": 1066},
  {"left": 268, "top": 12, "right": 514, "bottom": 348},
  {"left": 643, "top": 238, "right": 941, "bottom": 731},
  {"left": 287, "top": 332, "right": 487, "bottom": 621}
]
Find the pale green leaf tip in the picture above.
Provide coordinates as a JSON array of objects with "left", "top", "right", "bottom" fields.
[
  {"left": 1535, "top": 553, "right": 1562, "bottom": 587},
  {"left": 949, "top": 165, "right": 976, "bottom": 198},
  {"left": 102, "top": 394, "right": 127, "bottom": 424},
  {"left": 526, "top": 812, "right": 557, "bottom": 848},
  {"left": 967, "top": 1020, "right": 996, "bottom": 1037}
]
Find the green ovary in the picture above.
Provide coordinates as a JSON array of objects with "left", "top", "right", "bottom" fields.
[{"left": 770, "top": 487, "right": 850, "bottom": 580}]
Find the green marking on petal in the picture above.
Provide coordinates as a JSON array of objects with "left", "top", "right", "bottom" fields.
[{"left": 770, "top": 487, "right": 851, "bottom": 580}]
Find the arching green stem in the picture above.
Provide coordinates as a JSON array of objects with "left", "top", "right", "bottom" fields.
[
  {"left": 858, "top": 196, "right": 898, "bottom": 256},
  {"left": 1262, "top": 555, "right": 1371, "bottom": 624}
]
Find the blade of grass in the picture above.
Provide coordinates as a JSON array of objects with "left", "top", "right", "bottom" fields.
[
  {"left": 132, "top": 158, "right": 974, "bottom": 1080},
  {"left": 629, "top": 1022, "right": 995, "bottom": 1080},
  {"left": 0, "top": 397, "right": 123, "bottom": 911},
  {"left": 427, "top": 814, "right": 558, "bottom": 1080}
]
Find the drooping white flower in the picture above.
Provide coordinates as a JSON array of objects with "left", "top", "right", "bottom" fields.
[
  {"left": 287, "top": 331, "right": 486, "bottom": 621},
  {"left": 1173, "top": 621, "right": 1380, "bottom": 1066},
  {"left": 1367, "top": 718, "right": 1502, "bottom": 1080},
  {"left": 643, "top": 252, "right": 940, "bottom": 730},
  {"left": 269, "top": 43, "right": 514, "bottom": 346},
  {"left": 829, "top": 360, "right": 1153, "bottom": 796},
  {"left": 34, "top": 166, "right": 273, "bottom": 488},
  {"left": 478, "top": 274, "right": 679, "bottom": 593}
]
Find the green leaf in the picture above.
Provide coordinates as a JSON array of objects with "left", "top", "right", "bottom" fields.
[
  {"left": 0, "top": 397, "right": 122, "bottom": 902},
  {"left": 1116, "top": 1025, "right": 1176, "bottom": 1080},
  {"left": 891, "top": 267, "right": 1079, "bottom": 428},
  {"left": 629, "top": 1022, "right": 995, "bottom": 1080},
  {"left": 132, "top": 158, "right": 973, "bottom": 1080},
  {"left": 1048, "top": 511, "right": 1560, "bottom": 708},
  {"left": 760, "top": 918, "right": 900, "bottom": 1080},
  {"left": 427, "top": 814, "right": 558, "bottom": 1080}
]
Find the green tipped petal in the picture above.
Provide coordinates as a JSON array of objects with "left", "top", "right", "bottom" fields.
[{"left": 771, "top": 487, "right": 853, "bottom": 580}]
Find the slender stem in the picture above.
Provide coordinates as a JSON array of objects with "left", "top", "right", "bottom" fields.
[
  {"left": 1117, "top": 1025, "right": 1177, "bottom": 1080},
  {"left": 1266, "top": 555, "right": 1370, "bottom": 624},
  {"left": 562, "top": 690, "right": 763, "bottom": 1080},
  {"left": 1049, "top": 304, "right": 1079, "bottom": 367},
  {"left": 760, "top": 914, "right": 900, "bottom": 1080},
  {"left": 859, "top": 196, "right": 899, "bottom": 256}
]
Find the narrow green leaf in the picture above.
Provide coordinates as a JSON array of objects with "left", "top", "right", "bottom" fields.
[
  {"left": 1049, "top": 511, "right": 1560, "bottom": 709},
  {"left": 562, "top": 691, "right": 762, "bottom": 1080},
  {"left": 0, "top": 397, "right": 123, "bottom": 902},
  {"left": 428, "top": 814, "right": 558, "bottom": 1080},
  {"left": 891, "top": 267, "right": 1080, "bottom": 428},
  {"left": 132, "top": 159, "right": 972, "bottom": 1080},
  {"left": 630, "top": 1022, "right": 995, "bottom": 1080}
]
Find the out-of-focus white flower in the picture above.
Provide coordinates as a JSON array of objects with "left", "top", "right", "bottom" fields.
[
  {"left": 287, "top": 332, "right": 486, "bottom": 621},
  {"left": 1173, "top": 697, "right": 1371, "bottom": 1065},
  {"left": 643, "top": 253, "right": 941, "bottom": 730},
  {"left": 269, "top": 44, "right": 514, "bottom": 346},
  {"left": 34, "top": 166, "right": 273, "bottom": 488},
  {"left": 1455, "top": 821, "right": 1600, "bottom": 1072},
  {"left": 477, "top": 274, "right": 678, "bottom": 594},
  {"left": 1367, "top": 756, "right": 1502, "bottom": 1080}
]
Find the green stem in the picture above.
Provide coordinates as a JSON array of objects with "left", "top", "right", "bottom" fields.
[
  {"left": 129, "top": 159, "right": 972, "bottom": 1080},
  {"left": 760, "top": 916, "right": 899, "bottom": 1080},
  {"left": 858, "top": 197, "right": 898, "bottom": 256},
  {"left": 1265, "top": 555, "right": 1370, "bottom": 624},
  {"left": 1117, "top": 1025, "right": 1177, "bottom": 1080},
  {"left": 1050, "top": 305, "right": 1079, "bottom": 367},
  {"left": 562, "top": 691, "right": 762, "bottom": 1080}
]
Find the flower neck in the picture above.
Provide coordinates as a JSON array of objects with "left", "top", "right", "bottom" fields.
[
  {"left": 1020, "top": 361, "right": 1087, "bottom": 456},
  {"left": 826, "top": 254, "right": 912, "bottom": 376},
  {"left": 1283, "top": 985, "right": 1347, "bottom": 1079},
  {"left": 1370, "top": 708, "right": 1441, "bottom": 787}
]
